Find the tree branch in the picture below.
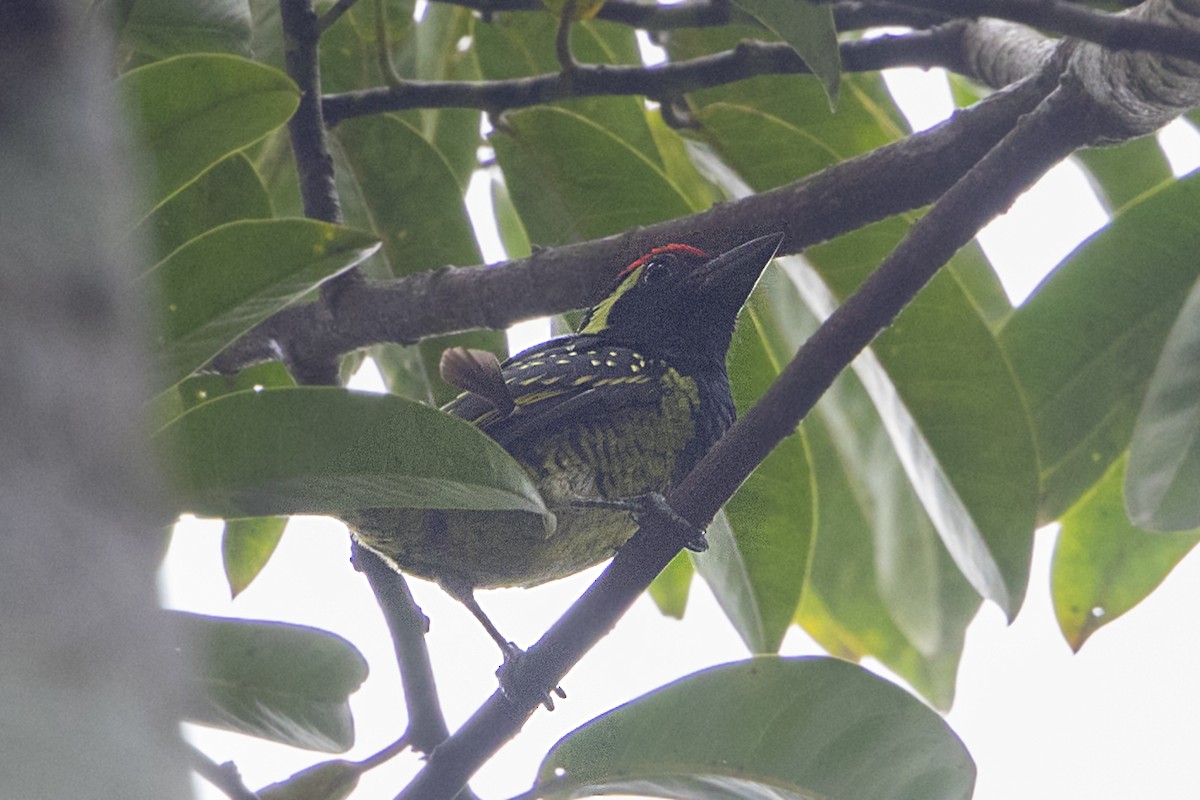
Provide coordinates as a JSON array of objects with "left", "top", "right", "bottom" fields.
[
  {"left": 352, "top": 544, "right": 453, "bottom": 756},
  {"left": 186, "top": 743, "right": 261, "bottom": 800},
  {"left": 428, "top": 0, "right": 951, "bottom": 32},
  {"left": 323, "top": 27, "right": 978, "bottom": 124},
  {"left": 280, "top": 0, "right": 343, "bottom": 224},
  {"left": 429, "top": 0, "right": 737, "bottom": 29},
  {"left": 1068, "top": 0, "right": 1200, "bottom": 140},
  {"left": 280, "top": 0, "right": 360, "bottom": 370},
  {"left": 210, "top": 69, "right": 1050, "bottom": 375},
  {"left": 888, "top": 0, "right": 1200, "bottom": 63},
  {"left": 394, "top": 52, "right": 1086, "bottom": 800}
]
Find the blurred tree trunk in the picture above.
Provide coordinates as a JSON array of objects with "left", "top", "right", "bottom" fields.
[{"left": 0, "top": 3, "right": 189, "bottom": 798}]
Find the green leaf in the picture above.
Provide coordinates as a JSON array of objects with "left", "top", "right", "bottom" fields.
[
  {"left": 136, "top": 152, "right": 272, "bottom": 262},
  {"left": 491, "top": 172, "right": 533, "bottom": 260},
  {"left": 948, "top": 237, "right": 1012, "bottom": 330},
  {"left": 1054, "top": 456, "right": 1200, "bottom": 651},
  {"left": 246, "top": 0, "right": 287, "bottom": 71},
  {"left": 695, "top": 512, "right": 769, "bottom": 652},
  {"left": 1126, "top": 272, "right": 1200, "bottom": 529},
  {"left": 144, "top": 218, "right": 379, "bottom": 390},
  {"left": 222, "top": 516, "right": 288, "bottom": 599},
  {"left": 368, "top": 343, "right": 436, "bottom": 406},
  {"left": 335, "top": 114, "right": 480, "bottom": 277},
  {"left": 647, "top": 552, "right": 694, "bottom": 619},
  {"left": 699, "top": 269, "right": 814, "bottom": 654},
  {"left": 1001, "top": 173, "right": 1200, "bottom": 521},
  {"left": 493, "top": 107, "right": 694, "bottom": 245},
  {"left": 157, "top": 386, "right": 548, "bottom": 520},
  {"left": 645, "top": 112, "right": 720, "bottom": 212},
  {"left": 177, "top": 361, "right": 298, "bottom": 415},
  {"left": 801, "top": 219, "right": 1037, "bottom": 619},
  {"left": 799, "top": 363, "right": 979, "bottom": 710},
  {"left": 1075, "top": 138, "right": 1173, "bottom": 214},
  {"left": 729, "top": 0, "right": 840, "bottom": 107},
  {"left": 536, "top": 657, "right": 975, "bottom": 800},
  {"left": 250, "top": 126, "right": 305, "bottom": 220},
  {"left": 316, "top": 0, "right": 413, "bottom": 94},
  {"left": 118, "top": 54, "right": 299, "bottom": 217},
  {"left": 120, "top": 0, "right": 252, "bottom": 58},
  {"left": 174, "top": 611, "right": 368, "bottom": 752},
  {"left": 406, "top": 2, "right": 483, "bottom": 186},
  {"left": 257, "top": 760, "right": 362, "bottom": 800}
]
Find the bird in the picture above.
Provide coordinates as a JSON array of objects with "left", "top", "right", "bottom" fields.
[{"left": 348, "top": 233, "right": 783, "bottom": 655}]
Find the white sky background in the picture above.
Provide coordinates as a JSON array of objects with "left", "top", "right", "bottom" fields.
[{"left": 164, "top": 60, "right": 1200, "bottom": 800}]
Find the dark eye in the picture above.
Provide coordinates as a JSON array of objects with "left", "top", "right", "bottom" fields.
[{"left": 641, "top": 255, "right": 675, "bottom": 284}]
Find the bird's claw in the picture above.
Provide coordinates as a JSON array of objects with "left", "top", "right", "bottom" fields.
[
  {"left": 496, "top": 642, "right": 566, "bottom": 712},
  {"left": 629, "top": 492, "right": 708, "bottom": 552}
]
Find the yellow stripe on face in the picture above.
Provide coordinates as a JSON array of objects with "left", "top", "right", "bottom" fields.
[{"left": 579, "top": 267, "right": 643, "bottom": 335}]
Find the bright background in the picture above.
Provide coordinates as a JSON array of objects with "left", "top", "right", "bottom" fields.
[{"left": 165, "top": 60, "right": 1200, "bottom": 800}]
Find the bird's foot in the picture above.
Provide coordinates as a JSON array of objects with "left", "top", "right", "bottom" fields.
[
  {"left": 440, "top": 580, "right": 567, "bottom": 711},
  {"left": 571, "top": 492, "right": 707, "bottom": 552},
  {"left": 496, "top": 642, "right": 567, "bottom": 712}
]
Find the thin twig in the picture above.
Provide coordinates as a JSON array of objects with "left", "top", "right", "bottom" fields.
[
  {"left": 354, "top": 732, "right": 413, "bottom": 771},
  {"left": 186, "top": 742, "right": 261, "bottom": 800},
  {"left": 323, "top": 26, "right": 976, "bottom": 124},
  {"left": 316, "top": 0, "right": 360, "bottom": 34},
  {"left": 376, "top": 0, "right": 404, "bottom": 87},
  {"left": 555, "top": 0, "right": 579, "bottom": 73},
  {"left": 393, "top": 52, "right": 1083, "bottom": 800}
]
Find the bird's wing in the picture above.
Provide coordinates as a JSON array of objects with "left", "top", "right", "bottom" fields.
[{"left": 442, "top": 339, "right": 669, "bottom": 450}]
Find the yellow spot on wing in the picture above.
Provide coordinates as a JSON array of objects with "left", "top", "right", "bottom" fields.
[
  {"left": 473, "top": 409, "right": 501, "bottom": 427},
  {"left": 515, "top": 390, "right": 563, "bottom": 405}
]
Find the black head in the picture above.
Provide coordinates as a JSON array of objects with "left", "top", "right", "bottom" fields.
[{"left": 577, "top": 234, "right": 783, "bottom": 367}]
